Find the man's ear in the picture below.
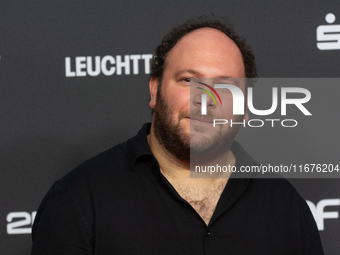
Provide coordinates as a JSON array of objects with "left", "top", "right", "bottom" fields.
[{"left": 149, "top": 76, "right": 158, "bottom": 109}]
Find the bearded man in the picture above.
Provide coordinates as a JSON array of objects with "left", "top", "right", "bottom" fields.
[{"left": 31, "top": 16, "right": 324, "bottom": 255}]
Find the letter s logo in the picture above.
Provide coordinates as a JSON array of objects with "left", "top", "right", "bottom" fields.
[{"left": 317, "top": 13, "right": 340, "bottom": 50}]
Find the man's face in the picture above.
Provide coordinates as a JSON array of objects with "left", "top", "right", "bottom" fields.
[{"left": 149, "top": 28, "right": 247, "bottom": 162}]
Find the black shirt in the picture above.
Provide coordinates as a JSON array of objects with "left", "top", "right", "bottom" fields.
[{"left": 31, "top": 123, "right": 324, "bottom": 255}]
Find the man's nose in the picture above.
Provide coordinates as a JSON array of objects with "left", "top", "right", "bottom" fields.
[{"left": 193, "top": 88, "right": 216, "bottom": 111}]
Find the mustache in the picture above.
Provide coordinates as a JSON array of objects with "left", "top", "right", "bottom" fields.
[
  {"left": 179, "top": 109, "right": 216, "bottom": 122},
  {"left": 191, "top": 109, "right": 216, "bottom": 119}
]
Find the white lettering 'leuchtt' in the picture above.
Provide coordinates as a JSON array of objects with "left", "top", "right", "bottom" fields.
[
  {"left": 317, "top": 13, "right": 340, "bottom": 50},
  {"left": 65, "top": 54, "right": 153, "bottom": 77}
]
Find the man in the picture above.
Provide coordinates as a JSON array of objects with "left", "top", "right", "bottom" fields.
[{"left": 31, "top": 16, "right": 324, "bottom": 254}]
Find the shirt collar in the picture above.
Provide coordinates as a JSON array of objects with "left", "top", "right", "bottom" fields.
[
  {"left": 231, "top": 140, "right": 259, "bottom": 178},
  {"left": 129, "top": 123, "right": 154, "bottom": 165},
  {"left": 231, "top": 140, "right": 259, "bottom": 167},
  {"left": 130, "top": 123, "right": 258, "bottom": 174}
]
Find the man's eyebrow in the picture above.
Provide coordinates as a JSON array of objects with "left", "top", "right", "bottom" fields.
[
  {"left": 174, "top": 69, "right": 201, "bottom": 77},
  {"left": 214, "top": 76, "right": 233, "bottom": 79},
  {"left": 174, "top": 69, "right": 232, "bottom": 79}
]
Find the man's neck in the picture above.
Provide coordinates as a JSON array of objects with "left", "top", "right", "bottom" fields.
[{"left": 147, "top": 124, "right": 236, "bottom": 187}]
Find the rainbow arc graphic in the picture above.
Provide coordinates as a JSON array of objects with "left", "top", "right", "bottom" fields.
[{"left": 195, "top": 81, "right": 222, "bottom": 106}]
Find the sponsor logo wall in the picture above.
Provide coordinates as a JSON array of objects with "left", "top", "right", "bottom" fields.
[{"left": 0, "top": 1, "right": 339, "bottom": 254}]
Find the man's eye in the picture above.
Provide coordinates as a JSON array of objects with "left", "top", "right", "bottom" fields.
[{"left": 181, "top": 78, "right": 192, "bottom": 84}]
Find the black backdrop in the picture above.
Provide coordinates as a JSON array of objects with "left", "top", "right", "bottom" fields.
[{"left": 1, "top": 1, "right": 339, "bottom": 254}]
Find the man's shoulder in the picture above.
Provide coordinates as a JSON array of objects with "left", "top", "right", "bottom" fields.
[
  {"left": 55, "top": 141, "right": 128, "bottom": 192},
  {"left": 231, "top": 141, "right": 307, "bottom": 204},
  {"left": 56, "top": 123, "right": 152, "bottom": 192},
  {"left": 248, "top": 177, "right": 303, "bottom": 200}
]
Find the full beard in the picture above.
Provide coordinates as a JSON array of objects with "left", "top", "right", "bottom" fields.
[
  {"left": 153, "top": 89, "right": 191, "bottom": 162},
  {"left": 153, "top": 88, "right": 244, "bottom": 165}
]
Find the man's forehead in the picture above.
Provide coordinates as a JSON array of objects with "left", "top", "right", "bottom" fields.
[
  {"left": 163, "top": 27, "right": 245, "bottom": 78},
  {"left": 171, "top": 27, "right": 238, "bottom": 52}
]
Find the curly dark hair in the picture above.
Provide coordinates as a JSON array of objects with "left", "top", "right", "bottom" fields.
[{"left": 150, "top": 15, "right": 257, "bottom": 83}]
